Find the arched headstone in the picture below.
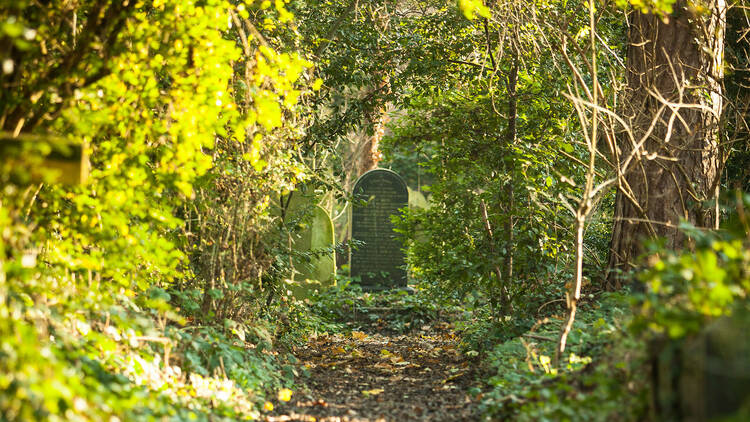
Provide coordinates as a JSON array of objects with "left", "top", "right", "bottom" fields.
[
  {"left": 351, "top": 169, "right": 408, "bottom": 290},
  {"left": 273, "top": 191, "right": 336, "bottom": 298},
  {"left": 292, "top": 204, "right": 336, "bottom": 294}
]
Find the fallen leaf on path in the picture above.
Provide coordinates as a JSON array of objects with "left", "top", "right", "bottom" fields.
[
  {"left": 374, "top": 362, "right": 393, "bottom": 371},
  {"left": 389, "top": 355, "right": 405, "bottom": 364},
  {"left": 278, "top": 388, "right": 293, "bottom": 402},
  {"left": 362, "top": 388, "right": 384, "bottom": 397},
  {"left": 443, "top": 371, "right": 467, "bottom": 382},
  {"left": 381, "top": 349, "right": 409, "bottom": 365},
  {"left": 320, "top": 359, "right": 350, "bottom": 368},
  {"left": 351, "top": 331, "right": 367, "bottom": 340}
]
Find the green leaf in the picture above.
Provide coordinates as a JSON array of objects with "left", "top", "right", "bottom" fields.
[{"left": 457, "top": 0, "right": 491, "bottom": 20}]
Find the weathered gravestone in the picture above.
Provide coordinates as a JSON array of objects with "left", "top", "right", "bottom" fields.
[
  {"left": 274, "top": 191, "right": 336, "bottom": 298},
  {"left": 351, "top": 169, "right": 408, "bottom": 290},
  {"left": 408, "top": 187, "right": 430, "bottom": 209},
  {"left": 407, "top": 187, "right": 430, "bottom": 246},
  {"left": 290, "top": 204, "right": 336, "bottom": 297}
]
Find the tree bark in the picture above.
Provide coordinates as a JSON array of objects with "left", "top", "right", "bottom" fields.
[
  {"left": 504, "top": 48, "right": 518, "bottom": 292},
  {"left": 357, "top": 77, "right": 390, "bottom": 176},
  {"left": 606, "top": 0, "right": 725, "bottom": 288}
]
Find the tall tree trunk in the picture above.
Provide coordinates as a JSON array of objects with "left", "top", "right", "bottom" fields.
[
  {"left": 357, "top": 112, "right": 387, "bottom": 175},
  {"left": 606, "top": 0, "right": 725, "bottom": 288},
  {"left": 502, "top": 49, "right": 518, "bottom": 312},
  {"left": 357, "top": 77, "right": 390, "bottom": 176}
]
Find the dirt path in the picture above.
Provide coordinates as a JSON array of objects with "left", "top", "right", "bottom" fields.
[{"left": 265, "top": 324, "right": 484, "bottom": 421}]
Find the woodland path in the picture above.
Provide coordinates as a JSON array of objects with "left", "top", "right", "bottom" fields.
[{"left": 265, "top": 322, "right": 485, "bottom": 421}]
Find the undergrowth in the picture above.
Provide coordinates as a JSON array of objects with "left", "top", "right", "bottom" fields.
[
  {"left": 477, "top": 292, "right": 649, "bottom": 421},
  {"left": 307, "top": 277, "right": 452, "bottom": 334}
]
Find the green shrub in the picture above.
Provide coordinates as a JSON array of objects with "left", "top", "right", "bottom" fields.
[
  {"left": 0, "top": 0, "right": 310, "bottom": 419},
  {"left": 633, "top": 192, "right": 750, "bottom": 339},
  {"left": 481, "top": 293, "right": 648, "bottom": 421}
]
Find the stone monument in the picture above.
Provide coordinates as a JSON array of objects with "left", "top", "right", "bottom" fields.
[
  {"left": 350, "top": 169, "right": 408, "bottom": 290},
  {"left": 275, "top": 191, "right": 336, "bottom": 298},
  {"left": 408, "top": 187, "right": 430, "bottom": 209}
]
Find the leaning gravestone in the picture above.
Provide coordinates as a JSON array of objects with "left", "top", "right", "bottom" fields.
[
  {"left": 351, "top": 169, "right": 408, "bottom": 290},
  {"left": 274, "top": 191, "right": 336, "bottom": 298}
]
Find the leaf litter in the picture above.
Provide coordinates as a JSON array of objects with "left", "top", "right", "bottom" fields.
[{"left": 264, "top": 323, "right": 485, "bottom": 421}]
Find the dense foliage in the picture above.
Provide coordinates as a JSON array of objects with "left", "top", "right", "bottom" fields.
[
  {"left": 383, "top": 0, "right": 625, "bottom": 321},
  {"left": 388, "top": 89, "right": 576, "bottom": 316},
  {"left": 0, "top": 0, "right": 748, "bottom": 420},
  {"left": 1, "top": 0, "right": 311, "bottom": 419},
  {"left": 634, "top": 193, "right": 750, "bottom": 339}
]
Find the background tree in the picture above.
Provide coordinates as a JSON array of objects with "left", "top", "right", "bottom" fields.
[
  {"left": 606, "top": 0, "right": 726, "bottom": 286},
  {"left": 383, "top": 0, "right": 623, "bottom": 324}
]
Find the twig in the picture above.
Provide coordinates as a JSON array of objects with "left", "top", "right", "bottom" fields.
[
  {"left": 536, "top": 298, "right": 565, "bottom": 315},
  {"left": 523, "top": 333, "right": 556, "bottom": 342}
]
